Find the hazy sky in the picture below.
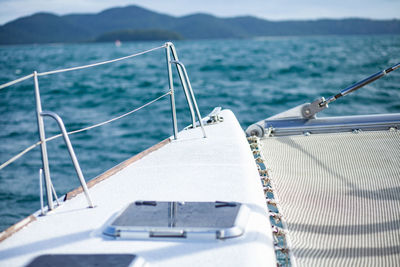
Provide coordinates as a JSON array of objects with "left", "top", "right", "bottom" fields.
[{"left": 1, "top": 0, "right": 399, "bottom": 25}]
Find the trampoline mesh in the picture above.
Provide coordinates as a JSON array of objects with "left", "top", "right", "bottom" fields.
[{"left": 260, "top": 130, "right": 400, "bottom": 266}]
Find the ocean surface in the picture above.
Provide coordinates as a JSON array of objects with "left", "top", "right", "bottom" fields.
[{"left": 1, "top": 35, "right": 400, "bottom": 232}]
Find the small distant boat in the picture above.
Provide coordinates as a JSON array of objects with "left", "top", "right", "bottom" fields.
[
  {"left": 0, "top": 42, "right": 399, "bottom": 267},
  {"left": 115, "top": 39, "right": 121, "bottom": 47}
]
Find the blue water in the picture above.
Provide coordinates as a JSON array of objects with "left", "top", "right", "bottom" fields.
[{"left": 1, "top": 35, "right": 400, "bottom": 232}]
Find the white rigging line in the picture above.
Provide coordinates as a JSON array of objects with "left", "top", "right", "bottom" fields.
[
  {"left": 0, "top": 74, "right": 34, "bottom": 90},
  {"left": 0, "top": 44, "right": 166, "bottom": 90},
  {"left": 37, "top": 45, "right": 166, "bottom": 76},
  {"left": 0, "top": 91, "right": 171, "bottom": 170}
]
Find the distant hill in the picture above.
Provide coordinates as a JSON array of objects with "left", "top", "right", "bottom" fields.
[
  {"left": 95, "top": 29, "right": 183, "bottom": 42},
  {"left": 1, "top": 5, "right": 399, "bottom": 45}
]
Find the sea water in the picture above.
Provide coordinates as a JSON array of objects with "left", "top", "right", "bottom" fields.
[{"left": 1, "top": 35, "right": 400, "bottom": 232}]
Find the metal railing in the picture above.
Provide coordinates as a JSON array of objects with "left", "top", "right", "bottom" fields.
[{"left": 0, "top": 42, "right": 206, "bottom": 213}]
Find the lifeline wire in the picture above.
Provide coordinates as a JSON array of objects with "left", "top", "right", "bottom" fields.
[
  {"left": 37, "top": 45, "right": 166, "bottom": 76},
  {"left": 0, "top": 91, "right": 171, "bottom": 170},
  {"left": 0, "top": 74, "right": 34, "bottom": 90},
  {"left": 0, "top": 45, "right": 166, "bottom": 90}
]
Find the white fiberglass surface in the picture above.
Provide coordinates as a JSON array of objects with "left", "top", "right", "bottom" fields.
[{"left": 0, "top": 110, "right": 276, "bottom": 267}]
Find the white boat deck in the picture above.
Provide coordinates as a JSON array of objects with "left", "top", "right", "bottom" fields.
[{"left": 0, "top": 110, "right": 276, "bottom": 267}]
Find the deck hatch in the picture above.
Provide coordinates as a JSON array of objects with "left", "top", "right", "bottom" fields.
[
  {"left": 104, "top": 201, "right": 248, "bottom": 240},
  {"left": 26, "top": 254, "right": 142, "bottom": 267}
]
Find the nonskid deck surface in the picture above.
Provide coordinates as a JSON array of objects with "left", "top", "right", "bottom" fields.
[
  {"left": 0, "top": 110, "right": 276, "bottom": 267},
  {"left": 260, "top": 130, "right": 400, "bottom": 266}
]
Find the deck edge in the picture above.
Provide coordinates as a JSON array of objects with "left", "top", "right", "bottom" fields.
[
  {"left": 65, "top": 137, "right": 171, "bottom": 200},
  {"left": 0, "top": 215, "right": 36, "bottom": 243},
  {"left": 0, "top": 138, "right": 171, "bottom": 243}
]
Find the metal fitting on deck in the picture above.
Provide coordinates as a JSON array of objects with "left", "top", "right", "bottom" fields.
[
  {"left": 267, "top": 198, "right": 278, "bottom": 207},
  {"left": 263, "top": 186, "right": 273, "bottom": 193},
  {"left": 272, "top": 226, "right": 287, "bottom": 237}
]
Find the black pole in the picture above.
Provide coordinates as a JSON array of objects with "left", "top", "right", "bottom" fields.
[{"left": 323, "top": 62, "right": 400, "bottom": 106}]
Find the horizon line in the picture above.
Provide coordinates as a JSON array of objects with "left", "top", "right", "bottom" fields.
[{"left": 2, "top": 4, "right": 400, "bottom": 26}]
